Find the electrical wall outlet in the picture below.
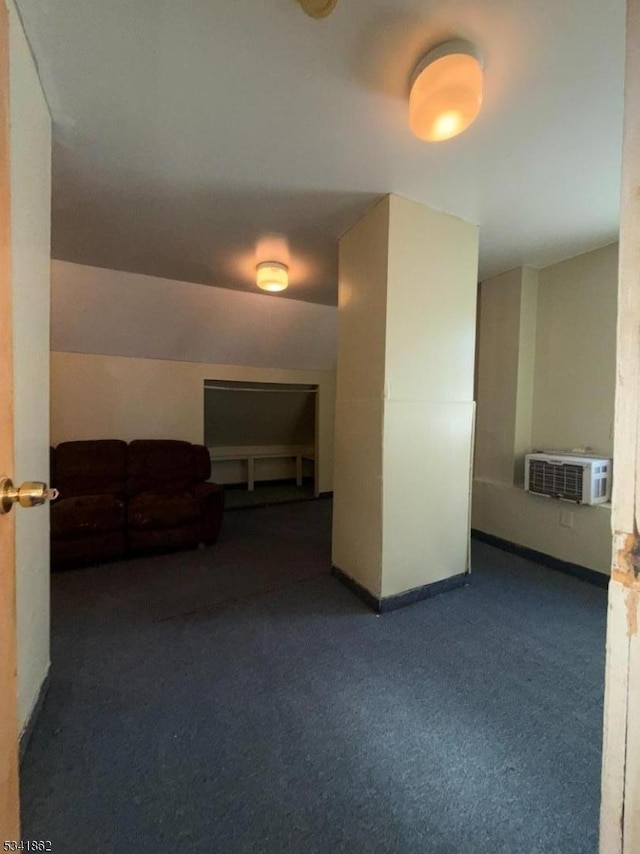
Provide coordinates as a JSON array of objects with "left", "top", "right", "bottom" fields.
[{"left": 560, "top": 509, "right": 574, "bottom": 528}]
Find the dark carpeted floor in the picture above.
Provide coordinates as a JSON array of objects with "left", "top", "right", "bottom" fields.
[
  {"left": 21, "top": 500, "right": 606, "bottom": 853},
  {"left": 224, "top": 480, "right": 316, "bottom": 510}
]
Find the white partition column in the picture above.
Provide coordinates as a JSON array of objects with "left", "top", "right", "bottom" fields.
[{"left": 332, "top": 194, "right": 479, "bottom": 610}]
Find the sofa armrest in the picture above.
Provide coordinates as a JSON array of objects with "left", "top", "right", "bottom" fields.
[{"left": 193, "top": 482, "right": 224, "bottom": 544}]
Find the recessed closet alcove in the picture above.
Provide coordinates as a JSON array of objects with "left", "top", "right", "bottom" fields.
[{"left": 204, "top": 379, "right": 318, "bottom": 496}]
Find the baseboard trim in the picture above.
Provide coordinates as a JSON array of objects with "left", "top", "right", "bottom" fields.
[
  {"left": 224, "top": 477, "right": 314, "bottom": 491},
  {"left": 19, "top": 668, "right": 51, "bottom": 763},
  {"left": 331, "top": 565, "right": 469, "bottom": 613},
  {"left": 226, "top": 498, "right": 316, "bottom": 513},
  {"left": 471, "top": 529, "right": 609, "bottom": 589},
  {"left": 331, "top": 566, "right": 380, "bottom": 611}
]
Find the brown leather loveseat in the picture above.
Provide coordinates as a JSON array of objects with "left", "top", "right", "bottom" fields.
[{"left": 50, "top": 439, "right": 224, "bottom": 569}]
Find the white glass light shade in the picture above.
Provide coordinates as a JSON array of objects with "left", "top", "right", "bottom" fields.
[
  {"left": 256, "top": 261, "right": 289, "bottom": 292},
  {"left": 297, "top": 0, "right": 338, "bottom": 17},
  {"left": 409, "top": 41, "right": 483, "bottom": 142}
]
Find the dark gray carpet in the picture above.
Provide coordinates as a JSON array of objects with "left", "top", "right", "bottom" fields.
[
  {"left": 224, "top": 481, "right": 316, "bottom": 511},
  {"left": 21, "top": 501, "right": 606, "bottom": 853}
]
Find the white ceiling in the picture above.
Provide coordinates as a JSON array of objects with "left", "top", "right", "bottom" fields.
[{"left": 17, "top": 0, "right": 625, "bottom": 305}]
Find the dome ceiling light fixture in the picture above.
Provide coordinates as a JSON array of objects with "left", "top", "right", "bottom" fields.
[
  {"left": 256, "top": 261, "right": 289, "bottom": 293},
  {"left": 296, "top": 0, "right": 339, "bottom": 19},
  {"left": 409, "top": 39, "right": 484, "bottom": 142}
]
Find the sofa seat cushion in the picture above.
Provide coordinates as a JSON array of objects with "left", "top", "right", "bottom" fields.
[
  {"left": 128, "top": 491, "right": 200, "bottom": 531},
  {"left": 51, "top": 495, "right": 126, "bottom": 539}
]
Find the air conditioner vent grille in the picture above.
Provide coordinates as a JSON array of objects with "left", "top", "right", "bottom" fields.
[
  {"left": 524, "top": 453, "right": 612, "bottom": 505},
  {"left": 528, "top": 460, "right": 584, "bottom": 501}
]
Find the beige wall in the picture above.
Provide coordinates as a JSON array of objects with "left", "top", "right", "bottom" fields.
[
  {"left": 332, "top": 197, "right": 388, "bottom": 596},
  {"left": 51, "top": 352, "right": 336, "bottom": 494},
  {"left": 514, "top": 267, "right": 539, "bottom": 482},
  {"left": 533, "top": 243, "right": 617, "bottom": 455},
  {"left": 475, "top": 267, "right": 538, "bottom": 486},
  {"left": 474, "top": 268, "right": 526, "bottom": 484},
  {"left": 333, "top": 194, "right": 479, "bottom": 600},
  {"left": 473, "top": 479, "right": 612, "bottom": 571},
  {"left": 385, "top": 196, "right": 477, "bottom": 404},
  {"left": 381, "top": 196, "right": 478, "bottom": 597},
  {"left": 9, "top": 0, "right": 52, "bottom": 730},
  {"left": 472, "top": 243, "right": 618, "bottom": 575}
]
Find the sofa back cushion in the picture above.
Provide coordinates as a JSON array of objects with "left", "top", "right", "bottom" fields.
[
  {"left": 126, "top": 440, "right": 195, "bottom": 496},
  {"left": 54, "top": 440, "right": 128, "bottom": 498},
  {"left": 192, "top": 444, "right": 211, "bottom": 483}
]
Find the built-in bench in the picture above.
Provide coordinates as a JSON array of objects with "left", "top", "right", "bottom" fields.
[{"left": 209, "top": 445, "right": 315, "bottom": 491}]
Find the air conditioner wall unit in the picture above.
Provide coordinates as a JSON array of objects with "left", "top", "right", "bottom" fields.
[{"left": 524, "top": 453, "right": 612, "bottom": 505}]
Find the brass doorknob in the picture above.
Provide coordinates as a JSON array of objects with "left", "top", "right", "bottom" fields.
[{"left": 0, "top": 478, "right": 59, "bottom": 515}]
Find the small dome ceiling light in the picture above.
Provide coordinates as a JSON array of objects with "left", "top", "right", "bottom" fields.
[
  {"left": 409, "top": 39, "right": 483, "bottom": 142},
  {"left": 297, "top": 0, "right": 338, "bottom": 18},
  {"left": 256, "top": 261, "right": 289, "bottom": 293}
]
